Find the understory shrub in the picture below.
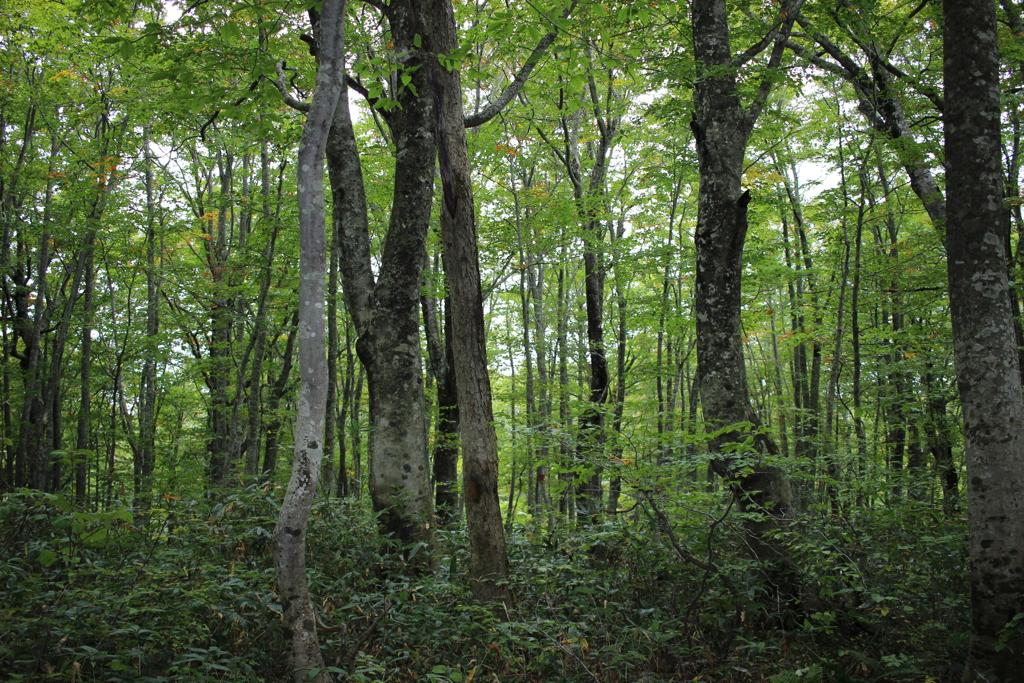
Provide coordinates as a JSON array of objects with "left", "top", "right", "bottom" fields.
[{"left": 0, "top": 482, "right": 968, "bottom": 682}]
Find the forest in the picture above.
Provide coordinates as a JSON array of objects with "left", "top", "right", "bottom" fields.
[{"left": 2, "top": 0, "right": 1023, "bottom": 680}]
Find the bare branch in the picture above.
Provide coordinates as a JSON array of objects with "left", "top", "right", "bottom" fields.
[
  {"left": 273, "top": 60, "right": 312, "bottom": 113},
  {"left": 733, "top": 0, "right": 806, "bottom": 69},
  {"left": 463, "top": 0, "right": 579, "bottom": 128}
]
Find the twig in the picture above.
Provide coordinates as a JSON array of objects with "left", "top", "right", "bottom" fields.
[
  {"left": 643, "top": 494, "right": 742, "bottom": 625},
  {"left": 532, "top": 624, "right": 601, "bottom": 682}
]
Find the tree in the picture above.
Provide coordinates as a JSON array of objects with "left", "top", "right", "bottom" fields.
[
  {"left": 944, "top": 0, "right": 1024, "bottom": 678},
  {"left": 689, "top": 0, "right": 800, "bottom": 573},
  {"left": 425, "top": 0, "right": 511, "bottom": 604},
  {"left": 320, "top": 0, "right": 439, "bottom": 562},
  {"left": 271, "top": 0, "right": 344, "bottom": 678}
]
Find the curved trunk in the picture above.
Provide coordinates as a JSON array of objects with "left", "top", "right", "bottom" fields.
[
  {"left": 271, "top": 2, "right": 344, "bottom": 679},
  {"left": 326, "top": 0, "right": 436, "bottom": 561},
  {"left": 424, "top": 0, "right": 510, "bottom": 603}
]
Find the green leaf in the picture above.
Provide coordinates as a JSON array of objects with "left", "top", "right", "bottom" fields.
[
  {"left": 413, "top": 33, "right": 422, "bottom": 48},
  {"left": 119, "top": 40, "right": 135, "bottom": 60},
  {"left": 222, "top": 21, "right": 241, "bottom": 41},
  {"left": 44, "top": 492, "right": 72, "bottom": 512},
  {"left": 81, "top": 526, "right": 109, "bottom": 546},
  {"left": 38, "top": 550, "right": 58, "bottom": 567},
  {"left": 111, "top": 509, "right": 134, "bottom": 524}
]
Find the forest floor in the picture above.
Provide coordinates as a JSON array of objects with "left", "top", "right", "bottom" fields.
[{"left": 0, "top": 484, "right": 967, "bottom": 682}]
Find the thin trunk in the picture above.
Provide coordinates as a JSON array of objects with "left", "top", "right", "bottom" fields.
[
  {"left": 427, "top": 0, "right": 510, "bottom": 601},
  {"left": 322, "top": 190, "right": 341, "bottom": 496},
  {"left": 607, "top": 217, "right": 628, "bottom": 514},
  {"left": 424, "top": 293, "right": 460, "bottom": 523},
  {"left": 351, "top": 365, "right": 364, "bottom": 498},
  {"left": 877, "top": 165, "right": 907, "bottom": 500},
  {"left": 781, "top": 202, "right": 808, "bottom": 466},
  {"left": 245, "top": 148, "right": 283, "bottom": 477},
  {"left": 263, "top": 313, "right": 299, "bottom": 480},
  {"left": 138, "top": 136, "right": 160, "bottom": 502},
  {"left": 271, "top": 1, "right": 344, "bottom": 678},
  {"left": 565, "top": 68, "right": 619, "bottom": 523},
  {"left": 768, "top": 307, "right": 789, "bottom": 459},
  {"left": 336, "top": 320, "right": 355, "bottom": 498},
  {"left": 75, "top": 243, "right": 95, "bottom": 503},
  {"left": 923, "top": 373, "right": 958, "bottom": 515},
  {"left": 530, "top": 259, "right": 551, "bottom": 518},
  {"left": 556, "top": 259, "right": 573, "bottom": 519}
]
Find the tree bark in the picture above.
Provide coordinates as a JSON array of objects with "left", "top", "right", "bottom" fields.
[
  {"left": 138, "top": 135, "right": 160, "bottom": 502},
  {"left": 271, "top": 2, "right": 344, "bottom": 679},
  {"left": 944, "top": 2, "right": 1024, "bottom": 679},
  {"left": 263, "top": 312, "right": 299, "bottom": 481},
  {"left": 691, "top": 0, "right": 798, "bottom": 573},
  {"left": 423, "top": 293, "right": 460, "bottom": 523},
  {"left": 326, "top": 0, "right": 436, "bottom": 561},
  {"left": 425, "top": 0, "right": 510, "bottom": 604}
]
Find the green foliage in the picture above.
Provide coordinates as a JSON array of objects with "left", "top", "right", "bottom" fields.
[
  {"left": 0, "top": 0, "right": 994, "bottom": 680},
  {"left": 0, "top": 475, "right": 969, "bottom": 682},
  {"left": 0, "top": 486, "right": 284, "bottom": 681}
]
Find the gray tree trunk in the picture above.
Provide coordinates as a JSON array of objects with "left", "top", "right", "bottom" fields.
[
  {"left": 325, "top": 0, "right": 437, "bottom": 562},
  {"left": 944, "top": 2, "right": 1024, "bottom": 679},
  {"left": 271, "top": 1, "right": 344, "bottom": 679}
]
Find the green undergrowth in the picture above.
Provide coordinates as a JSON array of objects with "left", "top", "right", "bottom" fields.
[{"left": 0, "top": 484, "right": 968, "bottom": 682}]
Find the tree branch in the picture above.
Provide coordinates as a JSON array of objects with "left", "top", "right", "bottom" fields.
[
  {"left": 744, "top": 0, "right": 805, "bottom": 132},
  {"left": 733, "top": 0, "right": 806, "bottom": 69},
  {"left": 273, "top": 60, "right": 312, "bottom": 113},
  {"left": 463, "top": 0, "right": 579, "bottom": 128}
]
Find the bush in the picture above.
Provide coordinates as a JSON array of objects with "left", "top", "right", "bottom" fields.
[{"left": 0, "top": 482, "right": 969, "bottom": 682}]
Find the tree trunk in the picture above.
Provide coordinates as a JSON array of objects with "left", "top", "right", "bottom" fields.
[
  {"left": 271, "top": 1, "right": 344, "bottom": 679},
  {"left": 322, "top": 188, "right": 340, "bottom": 496},
  {"left": 691, "top": 0, "right": 798, "bottom": 574},
  {"left": 607, "top": 216, "right": 628, "bottom": 514},
  {"left": 76, "top": 245, "right": 95, "bottom": 503},
  {"left": 558, "top": 72, "right": 619, "bottom": 522},
  {"left": 138, "top": 136, "right": 160, "bottom": 502},
  {"left": 557, "top": 256, "right": 573, "bottom": 519},
  {"left": 944, "top": 2, "right": 1024, "bottom": 678},
  {"left": 425, "top": 0, "right": 510, "bottom": 603},
  {"left": 245, "top": 147, "right": 283, "bottom": 477},
  {"left": 529, "top": 258, "right": 552, "bottom": 519},
  {"left": 423, "top": 293, "right": 460, "bottom": 524},
  {"left": 326, "top": 0, "right": 436, "bottom": 560},
  {"left": 263, "top": 313, "right": 299, "bottom": 481}
]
